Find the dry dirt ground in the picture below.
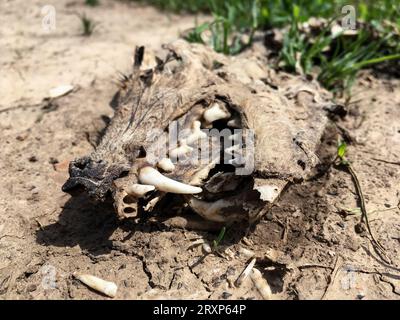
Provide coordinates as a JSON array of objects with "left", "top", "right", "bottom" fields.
[{"left": 1, "top": 0, "right": 400, "bottom": 300}]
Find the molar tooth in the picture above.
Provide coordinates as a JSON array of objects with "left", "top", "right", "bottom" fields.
[
  {"left": 203, "top": 102, "right": 231, "bottom": 123},
  {"left": 139, "top": 166, "right": 202, "bottom": 194},
  {"left": 126, "top": 183, "right": 155, "bottom": 197},
  {"left": 157, "top": 158, "right": 175, "bottom": 172}
]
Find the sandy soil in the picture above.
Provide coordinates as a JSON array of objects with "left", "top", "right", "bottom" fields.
[{"left": 1, "top": 0, "right": 399, "bottom": 300}]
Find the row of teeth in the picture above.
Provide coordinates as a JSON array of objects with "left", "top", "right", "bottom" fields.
[{"left": 127, "top": 102, "right": 242, "bottom": 198}]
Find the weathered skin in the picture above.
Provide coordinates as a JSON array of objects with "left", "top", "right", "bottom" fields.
[{"left": 63, "top": 40, "right": 331, "bottom": 227}]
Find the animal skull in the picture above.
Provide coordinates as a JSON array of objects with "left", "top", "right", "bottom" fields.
[{"left": 63, "top": 40, "right": 330, "bottom": 226}]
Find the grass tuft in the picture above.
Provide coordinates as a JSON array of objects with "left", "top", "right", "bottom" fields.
[
  {"left": 133, "top": 0, "right": 400, "bottom": 93},
  {"left": 78, "top": 13, "right": 97, "bottom": 36},
  {"left": 85, "top": 0, "right": 100, "bottom": 6}
]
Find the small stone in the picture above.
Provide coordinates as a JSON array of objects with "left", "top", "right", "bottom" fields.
[
  {"left": 265, "top": 212, "right": 273, "bottom": 221},
  {"left": 336, "top": 221, "right": 345, "bottom": 229},
  {"left": 357, "top": 292, "right": 365, "bottom": 300},
  {"left": 221, "top": 291, "right": 232, "bottom": 299},
  {"left": 28, "top": 156, "right": 38, "bottom": 162},
  {"left": 328, "top": 250, "right": 336, "bottom": 257},
  {"left": 355, "top": 223, "right": 366, "bottom": 234},
  {"left": 315, "top": 189, "right": 324, "bottom": 197},
  {"left": 27, "top": 284, "right": 37, "bottom": 292},
  {"left": 49, "top": 157, "right": 59, "bottom": 164}
]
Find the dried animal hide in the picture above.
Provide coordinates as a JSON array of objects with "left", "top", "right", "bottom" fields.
[{"left": 63, "top": 40, "right": 331, "bottom": 226}]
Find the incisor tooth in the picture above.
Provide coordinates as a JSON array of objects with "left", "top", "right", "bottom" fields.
[
  {"left": 157, "top": 158, "right": 175, "bottom": 172},
  {"left": 139, "top": 166, "right": 202, "bottom": 194},
  {"left": 203, "top": 102, "right": 231, "bottom": 123},
  {"left": 126, "top": 184, "right": 155, "bottom": 197}
]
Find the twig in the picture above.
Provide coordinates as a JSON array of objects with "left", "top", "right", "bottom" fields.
[
  {"left": 346, "top": 163, "right": 385, "bottom": 252},
  {"left": 321, "top": 255, "right": 342, "bottom": 300},
  {"left": 336, "top": 140, "right": 391, "bottom": 265},
  {"left": 371, "top": 158, "right": 400, "bottom": 166}
]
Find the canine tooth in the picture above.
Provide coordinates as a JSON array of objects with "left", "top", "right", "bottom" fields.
[
  {"left": 157, "top": 158, "right": 175, "bottom": 172},
  {"left": 126, "top": 183, "right": 155, "bottom": 197},
  {"left": 186, "top": 121, "right": 207, "bottom": 145},
  {"left": 139, "top": 166, "right": 202, "bottom": 194},
  {"left": 169, "top": 143, "right": 193, "bottom": 158},
  {"left": 203, "top": 102, "right": 231, "bottom": 123},
  {"left": 75, "top": 274, "right": 117, "bottom": 298}
]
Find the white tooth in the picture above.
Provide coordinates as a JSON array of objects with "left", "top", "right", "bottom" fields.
[
  {"left": 203, "top": 102, "right": 231, "bottom": 123},
  {"left": 235, "top": 258, "right": 256, "bottom": 287},
  {"left": 228, "top": 133, "right": 241, "bottom": 141},
  {"left": 227, "top": 118, "right": 241, "bottom": 128},
  {"left": 157, "top": 158, "right": 175, "bottom": 172},
  {"left": 126, "top": 183, "right": 155, "bottom": 197},
  {"left": 186, "top": 121, "right": 207, "bottom": 145},
  {"left": 169, "top": 142, "right": 193, "bottom": 158},
  {"left": 251, "top": 268, "right": 272, "bottom": 300},
  {"left": 144, "top": 196, "right": 161, "bottom": 211},
  {"left": 228, "top": 157, "right": 245, "bottom": 166},
  {"left": 189, "top": 159, "right": 218, "bottom": 186},
  {"left": 189, "top": 198, "right": 234, "bottom": 222},
  {"left": 192, "top": 120, "right": 202, "bottom": 131},
  {"left": 75, "top": 274, "right": 118, "bottom": 298},
  {"left": 49, "top": 84, "right": 74, "bottom": 98},
  {"left": 139, "top": 166, "right": 202, "bottom": 194},
  {"left": 254, "top": 184, "right": 280, "bottom": 202},
  {"left": 225, "top": 144, "right": 240, "bottom": 154}
]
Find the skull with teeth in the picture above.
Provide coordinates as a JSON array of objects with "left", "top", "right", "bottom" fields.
[{"left": 63, "top": 40, "right": 331, "bottom": 228}]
